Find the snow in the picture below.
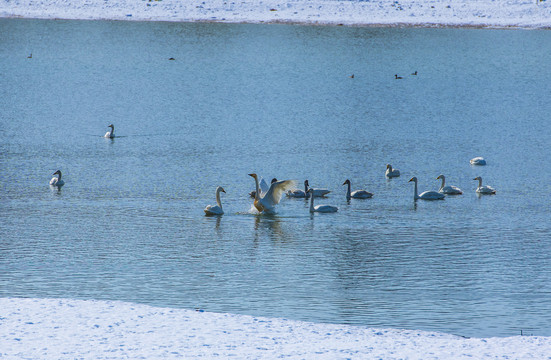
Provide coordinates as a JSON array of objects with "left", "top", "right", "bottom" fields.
[
  {"left": 1, "top": 298, "right": 550, "bottom": 359},
  {"left": 1, "top": 0, "right": 550, "bottom": 28}
]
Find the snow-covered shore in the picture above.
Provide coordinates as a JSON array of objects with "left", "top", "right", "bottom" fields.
[
  {"left": 1, "top": 0, "right": 550, "bottom": 28},
  {"left": 1, "top": 298, "right": 550, "bottom": 359}
]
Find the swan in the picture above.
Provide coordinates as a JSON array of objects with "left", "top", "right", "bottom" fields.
[
  {"left": 204, "top": 186, "right": 226, "bottom": 215},
  {"left": 104, "top": 124, "right": 115, "bottom": 138},
  {"left": 343, "top": 179, "right": 373, "bottom": 199},
  {"left": 249, "top": 173, "right": 296, "bottom": 214},
  {"left": 473, "top": 176, "right": 496, "bottom": 194},
  {"left": 286, "top": 180, "right": 308, "bottom": 198},
  {"left": 470, "top": 157, "right": 486, "bottom": 165},
  {"left": 249, "top": 177, "right": 272, "bottom": 198},
  {"left": 409, "top": 177, "right": 445, "bottom": 200},
  {"left": 49, "top": 170, "right": 65, "bottom": 187},
  {"left": 436, "top": 175, "right": 463, "bottom": 195},
  {"left": 308, "top": 189, "right": 338, "bottom": 213},
  {"left": 304, "top": 180, "right": 330, "bottom": 197},
  {"left": 385, "top": 164, "right": 400, "bottom": 178}
]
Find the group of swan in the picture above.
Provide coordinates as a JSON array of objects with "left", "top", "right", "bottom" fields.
[{"left": 410, "top": 174, "right": 496, "bottom": 200}]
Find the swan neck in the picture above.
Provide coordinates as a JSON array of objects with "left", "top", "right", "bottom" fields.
[
  {"left": 253, "top": 177, "right": 260, "bottom": 200},
  {"left": 216, "top": 189, "right": 222, "bottom": 208},
  {"left": 439, "top": 177, "right": 445, "bottom": 191},
  {"left": 346, "top": 182, "right": 351, "bottom": 199},
  {"left": 309, "top": 193, "right": 315, "bottom": 212},
  {"left": 478, "top": 178, "right": 483, "bottom": 188},
  {"left": 413, "top": 180, "right": 419, "bottom": 200}
]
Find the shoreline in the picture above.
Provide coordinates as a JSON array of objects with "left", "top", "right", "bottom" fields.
[{"left": 1, "top": 0, "right": 551, "bottom": 30}]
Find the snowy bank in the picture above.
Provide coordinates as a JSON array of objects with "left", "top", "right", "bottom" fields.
[
  {"left": 1, "top": 0, "right": 551, "bottom": 28},
  {"left": 1, "top": 298, "right": 550, "bottom": 359}
]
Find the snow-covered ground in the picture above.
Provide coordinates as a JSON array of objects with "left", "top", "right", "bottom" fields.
[
  {"left": 1, "top": 298, "right": 550, "bottom": 359},
  {"left": 1, "top": 0, "right": 550, "bottom": 28}
]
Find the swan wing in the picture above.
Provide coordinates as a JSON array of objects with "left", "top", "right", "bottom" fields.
[
  {"left": 204, "top": 205, "right": 223, "bottom": 215},
  {"left": 259, "top": 178, "right": 269, "bottom": 195},
  {"left": 419, "top": 191, "right": 445, "bottom": 200},
  {"left": 262, "top": 180, "right": 297, "bottom": 206}
]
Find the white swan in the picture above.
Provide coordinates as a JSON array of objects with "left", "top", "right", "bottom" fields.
[
  {"left": 385, "top": 164, "right": 400, "bottom": 178},
  {"left": 286, "top": 180, "right": 308, "bottom": 198},
  {"left": 305, "top": 180, "right": 331, "bottom": 197},
  {"left": 204, "top": 186, "right": 226, "bottom": 215},
  {"left": 104, "top": 124, "right": 115, "bottom": 138},
  {"left": 470, "top": 157, "right": 486, "bottom": 165},
  {"left": 49, "top": 170, "right": 65, "bottom": 187},
  {"left": 436, "top": 175, "right": 463, "bottom": 195},
  {"left": 473, "top": 176, "right": 496, "bottom": 194},
  {"left": 308, "top": 189, "right": 338, "bottom": 213},
  {"left": 249, "top": 177, "right": 271, "bottom": 198},
  {"left": 409, "top": 177, "right": 445, "bottom": 200},
  {"left": 343, "top": 179, "right": 373, "bottom": 199},
  {"left": 249, "top": 173, "right": 296, "bottom": 214}
]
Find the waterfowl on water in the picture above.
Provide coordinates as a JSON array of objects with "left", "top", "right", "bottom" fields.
[
  {"left": 204, "top": 186, "right": 226, "bottom": 215},
  {"left": 473, "top": 176, "right": 496, "bottom": 194},
  {"left": 308, "top": 189, "right": 338, "bottom": 213},
  {"left": 385, "top": 164, "right": 400, "bottom": 178},
  {"left": 49, "top": 170, "right": 65, "bottom": 187},
  {"left": 470, "top": 157, "right": 486, "bottom": 165},
  {"left": 343, "top": 179, "right": 373, "bottom": 199},
  {"left": 409, "top": 177, "right": 445, "bottom": 200},
  {"left": 104, "top": 124, "right": 115, "bottom": 138},
  {"left": 436, "top": 174, "right": 463, "bottom": 195},
  {"left": 249, "top": 173, "right": 296, "bottom": 214}
]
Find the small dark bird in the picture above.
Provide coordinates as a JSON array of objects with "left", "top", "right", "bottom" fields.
[
  {"left": 168, "top": 57, "right": 175, "bottom": 60},
  {"left": 395, "top": 74, "right": 403, "bottom": 79},
  {"left": 411, "top": 71, "right": 418, "bottom": 75},
  {"left": 27, "top": 53, "right": 32, "bottom": 59},
  {"left": 349, "top": 74, "right": 354, "bottom": 79}
]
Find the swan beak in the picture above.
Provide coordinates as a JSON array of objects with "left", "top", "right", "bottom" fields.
[
  {"left": 221, "top": 188, "right": 226, "bottom": 193},
  {"left": 408, "top": 178, "right": 414, "bottom": 182},
  {"left": 342, "top": 180, "right": 348, "bottom": 186},
  {"left": 248, "top": 173, "right": 256, "bottom": 178}
]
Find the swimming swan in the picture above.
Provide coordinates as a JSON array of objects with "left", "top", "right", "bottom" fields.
[
  {"left": 385, "top": 164, "right": 400, "bottom": 178},
  {"left": 286, "top": 180, "right": 308, "bottom": 198},
  {"left": 343, "top": 179, "right": 373, "bottom": 199},
  {"left": 436, "top": 175, "right": 463, "bottom": 195},
  {"left": 409, "top": 177, "right": 445, "bottom": 200},
  {"left": 470, "top": 157, "right": 486, "bottom": 165},
  {"left": 49, "top": 170, "right": 65, "bottom": 187},
  {"left": 249, "top": 173, "right": 296, "bottom": 214},
  {"left": 473, "top": 176, "right": 496, "bottom": 194},
  {"left": 104, "top": 124, "right": 115, "bottom": 138},
  {"left": 204, "top": 186, "right": 226, "bottom": 215},
  {"left": 308, "top": 189, "right": 338, "bottom": 213}
]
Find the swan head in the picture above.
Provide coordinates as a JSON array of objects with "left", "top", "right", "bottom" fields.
[
  {"left": 436, "top": 174, "right": 444, "bottom": 180},
  {"left": 271, "top": 178, "right": 278, "bottom": 184},
  {"left": 217, "top": 186, "right": 226, "bottom": 194},
  {"left": 473, "top": 176, "right": 482, "bottom": 181},
  {"left": 342, "top": 179, "right": 350, "bottom": 186},
  {"left": 53, "top": 170, "right": 62, "bottom": 176},
  {"left": 107, "top": 124, "right": 114, "bottom": 129},
  {"left": 386, "top": 164, "right": 392, "bottom": 169},
  {"left": 304, "top": 180, "right": 309, "bottom": 186},
  {"left": 408, "top": 177, "right": 418, "bottom": 183},
  {"left": 248, "top": 173, "right": 258, "bottom": 180}
]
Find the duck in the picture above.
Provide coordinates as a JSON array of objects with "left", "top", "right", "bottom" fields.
[
  {"left": 204, "top": 186, "right": 226, "bottom": 215},
  {"left": 104, "top": 124, "right": 115, "bottom": 138},
  {"left": 409, "top": 177, "right": 445, "bottom": 200},
  {"left": 470, "top": 157, "right": 486, "bottom": 165},
  {"left": 342, "top": 179, "right": 373, "bottom": 199},
  {"left": 249, "top": 173, "right": 296, "bottom": 214},
  {"left": 436, "top": 174, "right": 463, "bottom": 195},
  {"left": 286, "top": 180, "right": 308, "bottom": 198},
  {"left": 385, "top": 164, "right": 400, "bottom": 178},
  {"left": 308, "top": 189, "right": 338, "bottom": 213},
  {"left": 49, "top": 170, "right": 65, "bottom": 187},
  {"left": 473, "top": 176, "right": 496, "bottom": 194},
  {"left": 304, "top": 180, "right": 331, "bottom": 197},
  {"left": 395, "top": 74, "right": 403, "bottom": 79},
  {"left": 411, "top": 71, "right": 418, "bottom": 75}
]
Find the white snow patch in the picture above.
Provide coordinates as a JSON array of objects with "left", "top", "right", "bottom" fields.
[{"left": 1, "top": 298, "right": 550, "bottom": 359}]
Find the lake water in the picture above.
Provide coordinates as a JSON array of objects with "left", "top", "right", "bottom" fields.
[{"left": 1, "top": 18, "right": 550, "bottom": 338}]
